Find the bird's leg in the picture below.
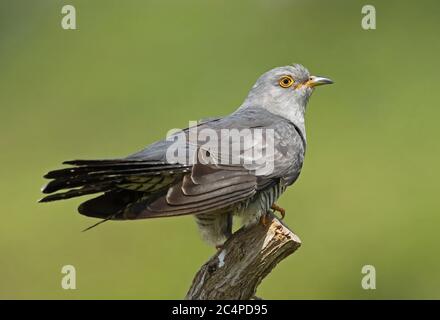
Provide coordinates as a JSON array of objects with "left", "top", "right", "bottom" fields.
[{"left": 271, "top": 203, "right": 286, "bottom": 220}]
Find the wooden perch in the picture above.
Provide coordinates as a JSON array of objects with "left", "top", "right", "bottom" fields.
[{"left": 185, "top": 214, "right": 301, "bottom": 300}]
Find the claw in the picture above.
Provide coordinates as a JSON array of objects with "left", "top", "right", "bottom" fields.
[
  {"left": 271, "top": 203, "right": 285, "bottom": 220},
  {"left": 259, "top": 213, "right": 269, "bottom": 227}
]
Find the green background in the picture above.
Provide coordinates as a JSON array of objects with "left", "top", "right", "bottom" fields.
[{"left": 1, "top": 0, "right": 439, "bottom": 299}]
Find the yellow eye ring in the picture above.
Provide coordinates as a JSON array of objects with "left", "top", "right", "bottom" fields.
[{"left": 279, "top": 75, "right": 294, "bottom": 88}]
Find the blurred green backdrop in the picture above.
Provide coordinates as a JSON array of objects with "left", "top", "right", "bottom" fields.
[{"left": 1, "top": 0, "right": 439, "bottom": 299}]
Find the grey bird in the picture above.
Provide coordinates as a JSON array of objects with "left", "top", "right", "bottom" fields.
[{"left": 40, "top": 64, "right": 333, "bottom": 247}]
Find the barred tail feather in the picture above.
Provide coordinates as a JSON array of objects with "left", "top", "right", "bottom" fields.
[{"left": 39, "top": 159, "right": 190, "bottom": 203}]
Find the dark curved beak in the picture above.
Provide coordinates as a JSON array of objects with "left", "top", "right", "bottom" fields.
[{"left": 306, "top": 76, "right": 334, "bottom": 88}]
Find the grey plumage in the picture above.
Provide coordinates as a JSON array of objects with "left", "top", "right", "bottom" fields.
[{"left": 40, "top": 64, "right": 332, "bottom": 246}]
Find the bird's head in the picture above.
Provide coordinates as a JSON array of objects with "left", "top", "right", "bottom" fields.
[{"left": 241, "top": 64, "right": 333, "bottom": 123}]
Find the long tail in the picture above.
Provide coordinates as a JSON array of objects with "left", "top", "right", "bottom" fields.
[{"left": 39, "top": 159, "right": 190, "bottom": 203}]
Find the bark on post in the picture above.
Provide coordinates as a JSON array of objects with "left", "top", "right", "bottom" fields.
[{"left": 185, "top": 214, "right": 301, "bottom": 300}]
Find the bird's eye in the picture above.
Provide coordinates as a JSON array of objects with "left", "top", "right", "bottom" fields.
[{"left": 279, "top": 75, "right": 294, "bottom": 88}]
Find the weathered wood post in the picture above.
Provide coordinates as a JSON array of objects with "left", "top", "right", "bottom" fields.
[{"left": 186, "top": 214, "right": 301, "bottom": 300}]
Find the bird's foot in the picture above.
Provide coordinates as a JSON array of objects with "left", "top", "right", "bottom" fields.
[
  {"left": 271, "top": 203, "right": 286, "bottom": 220},
  {"left": 215, "top": 244, "right": 224, "bottom": 251},
  {"left": 259, "top": 212, "right": 270, "bottom": 227}
]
